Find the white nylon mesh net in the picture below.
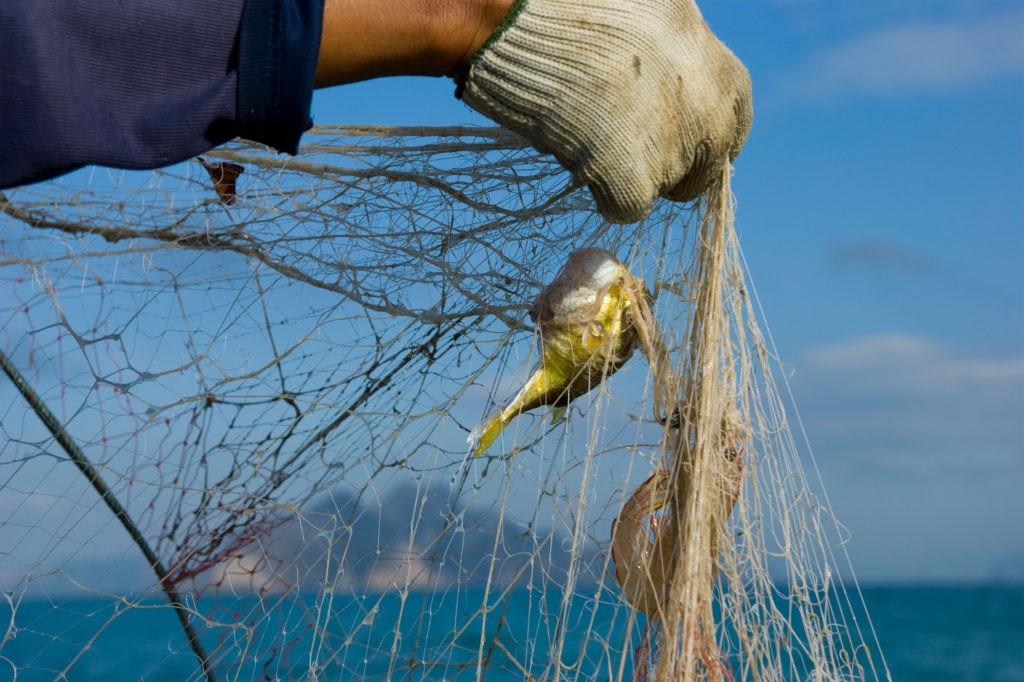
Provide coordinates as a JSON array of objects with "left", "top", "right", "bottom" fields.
[{"left": 0, "top": 125, "right": 888, "bottom": 681}]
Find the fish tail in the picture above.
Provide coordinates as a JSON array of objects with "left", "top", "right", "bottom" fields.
[
  {"left": 469, "top": 413, "right": 506, "bottom": 457},
  {"left": 469, "top": 368, "right": 557, "bottom": 457}
]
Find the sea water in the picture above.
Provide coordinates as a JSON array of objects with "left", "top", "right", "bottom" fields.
[{"left": 2, "top": 585, "right": 1021, "bottom": 681}]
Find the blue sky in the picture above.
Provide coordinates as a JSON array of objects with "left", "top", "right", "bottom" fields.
[
  {"left": 313, "top": 0, "right": 1023, "bottom": 583},
  {"left": 0, "top": 1, "right": 1018, "bottom": 594}
]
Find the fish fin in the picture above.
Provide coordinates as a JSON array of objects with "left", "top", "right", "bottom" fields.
[{"left": 549, "top": 405, "right": 567, "bottom": 425}]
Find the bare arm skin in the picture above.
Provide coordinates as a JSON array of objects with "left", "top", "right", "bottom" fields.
[{"left": 315, "top": 0, "right": 513, "bottom": 86}]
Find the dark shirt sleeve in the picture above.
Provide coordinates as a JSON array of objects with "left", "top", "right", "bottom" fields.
[{"left": 0, "top": 0, "right": 324, "bottom": 190}]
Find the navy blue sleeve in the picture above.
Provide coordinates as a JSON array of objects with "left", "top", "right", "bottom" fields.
[{"left": 0, "top": 0, "right": 324, "bottom": 190}]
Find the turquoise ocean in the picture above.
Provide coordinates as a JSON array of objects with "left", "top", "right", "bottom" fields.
[{"left": 2, "top": 585, "right": 1022, "bottom": 681}]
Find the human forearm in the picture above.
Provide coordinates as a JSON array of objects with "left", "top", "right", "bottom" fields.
[{"left": 315, "top": 0, "right": 512, "bottom": 86}]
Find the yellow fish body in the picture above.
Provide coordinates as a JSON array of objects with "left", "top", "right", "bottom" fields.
[{"left": 470, "top": 248, "right": 649, "bottom": 457}]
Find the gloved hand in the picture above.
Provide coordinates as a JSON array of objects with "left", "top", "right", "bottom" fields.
[{"left": 457, "top": 0, "right": 752, "bottom": 224}]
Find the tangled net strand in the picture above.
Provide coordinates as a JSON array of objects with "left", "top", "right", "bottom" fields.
[{"left": 0, "top": 125, "right": 888, "bottom": 681}]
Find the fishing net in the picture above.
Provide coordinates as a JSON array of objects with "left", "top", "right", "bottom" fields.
[{"left": 0, "top": 125, "right": 889, "bottom": 680}]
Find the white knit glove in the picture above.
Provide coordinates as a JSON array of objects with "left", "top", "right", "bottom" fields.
[{"left": 457, "top": 0, "right": 752, "bottom": 223}]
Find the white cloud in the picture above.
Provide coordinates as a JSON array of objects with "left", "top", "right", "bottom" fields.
[
  {"left": 828, "top": 241, "right": 937, "bottom": 274},
  {"left": 793, "top": 332, "right": 1024, "bottom": 580},
  {"left": 793, "top": 11, "right": 1024, "bottom": 96},
  {"left": 805, "top": 333, "right": 1024, "bottom": 394},
  {"left": 796, "top": 332, "right": 1023, "bottom": 484}
]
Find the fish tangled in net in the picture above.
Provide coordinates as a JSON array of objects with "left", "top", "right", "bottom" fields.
[
  {"left": 470, "top": 247, "right": 649, "bottom": 457},
  {"left": 0, "top": 126, "right": 888, "bottom": 681}
]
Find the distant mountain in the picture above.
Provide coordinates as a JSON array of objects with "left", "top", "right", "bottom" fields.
[
  {"left": 198, "top": 483, "right": 602, "bottom": 594},
  {"left": 10, "top": 483, "right": 605, "bottom": 599}
]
